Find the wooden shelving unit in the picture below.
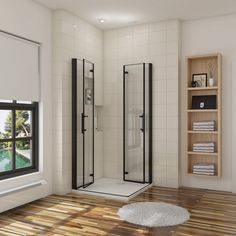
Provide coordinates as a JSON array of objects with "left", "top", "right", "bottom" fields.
[{"left": 186, "top": 53, "right": 222, "bottom": 177}]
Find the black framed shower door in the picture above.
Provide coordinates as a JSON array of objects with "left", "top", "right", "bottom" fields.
[
  {"left": 123, "top": 63, "right": 152, "bottom": 184},
  {"left": 72, "top": 58, "right": 95, "bottom": 189}
]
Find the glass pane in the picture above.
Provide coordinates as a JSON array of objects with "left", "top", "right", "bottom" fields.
[
  {"left": 76, "top": 59, "right": 84, "bottom": 188},
  {"left": 16, "top": 140, "right": 32, "bottom": 169},
  {"left": 0, "top": 110, "right": 12, "bottom": 139},
  {"left": 84, "top": 61, "right": 94, "bottom": 186},
  {"left": 16, "top": 110, "right": 31, "bottom": 138},
  {"left": 0, "top": 142, "right": 13, "bottom": 172},
  {"left": 124, "top": 64, "right": 144, "bottom": 182},
  {"left": 145, "top": 64, "right": 150, "bottom": 183}
]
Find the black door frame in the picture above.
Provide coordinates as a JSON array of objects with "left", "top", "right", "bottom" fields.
[
  {"left": 123, "top": 63, "right": 152, "bottom": 184},
  {"left": 72, "top": 58, "right": 95, "bottom": 190}
]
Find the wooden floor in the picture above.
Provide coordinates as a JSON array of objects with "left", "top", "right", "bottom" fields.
[{"left": 0, "top": 186, "right": 236, "bottom": 236}]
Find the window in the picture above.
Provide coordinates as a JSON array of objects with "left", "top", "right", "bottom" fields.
[{"left": 0, "top": 100, "right": 38, "bottom": 180}]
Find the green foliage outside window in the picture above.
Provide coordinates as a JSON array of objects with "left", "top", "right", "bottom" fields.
[{"left": 0, "top": 111, "right": 30, "bottom": 150}]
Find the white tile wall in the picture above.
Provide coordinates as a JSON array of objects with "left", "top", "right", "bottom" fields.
[
  {"left": 103, "top": 20, "right": 180, "bottom": 187},
  {"left": 52, "top": 10, "right": 103, "bottom": 194}
]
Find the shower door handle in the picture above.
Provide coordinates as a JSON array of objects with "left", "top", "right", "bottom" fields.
[
  {"left": 81, "top": 113, "right": 88, "bottom": 133},
  {"left": 139, "top": 114, "right": 144, "bottom": 132}
]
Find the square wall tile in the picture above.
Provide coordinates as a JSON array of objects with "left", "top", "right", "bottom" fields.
[
  {"left": 166, "top": 142, "right": 178, "bottom": 154},
  {"left": 149, "top": 31, "right": 166, "bottom": 44},
  {"left": 149, "top": 22, "right": 166, "bottom": 32},
  {"left": 167, "top": 104, "right": 178, "bottom": 117}
]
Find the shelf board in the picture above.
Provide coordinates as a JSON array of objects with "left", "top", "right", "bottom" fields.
[
  {"left": 188, "top": 130, "right": 218, "bottom": 134},
  {"left": 187, "top": 173, "right": 220, "bottom": 178},
  {"left": 187, "top": 86, "right": 218, "bottom": 91},
  {"left": 187, "top": 53, "right": 220, "bottom": 60},
  {"left": 187, "top": 151, "right": 218, "bottom": 156},
  {"left": 187, "top": 109, "right": 218, "bottom": 113}
]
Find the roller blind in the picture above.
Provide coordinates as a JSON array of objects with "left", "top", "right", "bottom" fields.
[{"left": 0, "top": 31, "right": 40, "bottom": 101}]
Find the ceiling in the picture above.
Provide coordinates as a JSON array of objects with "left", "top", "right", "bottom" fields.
[{"left": 34, "top": 0, "right": 236, "bottom": 30}]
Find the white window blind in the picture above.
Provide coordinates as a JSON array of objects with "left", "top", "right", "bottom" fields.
[{"left": 0, "top": 31, "right": 40, "bottom": 101}]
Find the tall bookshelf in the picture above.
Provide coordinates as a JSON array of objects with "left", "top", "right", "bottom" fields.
[{"left": 186, "top": 54, "right": 222, "bottom": 177}]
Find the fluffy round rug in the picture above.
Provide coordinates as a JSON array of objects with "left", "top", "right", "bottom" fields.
[{"left": 117, "top": 202, "right": 190, "bottom": 227}]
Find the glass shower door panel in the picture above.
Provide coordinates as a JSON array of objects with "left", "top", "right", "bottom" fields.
[
  {"left": 76, "top": 59, "right": 83, "bottom": 188},
  {"left": 125, "top": 64, "right": 144, "bottom": 182},
  {"left": 83, "top": 60, "right": 94, "bottom": 187},
  {"left": 144, "top": 64, "right": 151, "bottom": 183}
]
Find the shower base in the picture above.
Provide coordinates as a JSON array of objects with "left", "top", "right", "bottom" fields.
[{"left": 73, "top": 178, "right": 151, "bottom": 201}]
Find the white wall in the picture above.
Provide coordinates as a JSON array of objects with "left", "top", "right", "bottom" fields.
[
  {"left": 103, "top": 20, "right": 180, "bottom": 187},
  {"left": 52, "top": 10, "right": 103, "bottom": 194},
  {"left": 181, "top": 14, "right": 236, "bottom": 191},
  {"left": 0, "top": 0, "right": 52, "bottom": 212}
]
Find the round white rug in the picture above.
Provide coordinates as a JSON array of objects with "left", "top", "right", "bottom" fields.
[{"left": 118, "top": 202, "right": 190, "bottom": 227}]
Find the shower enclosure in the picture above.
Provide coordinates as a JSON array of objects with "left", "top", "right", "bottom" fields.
[
  {"left": 123, "top": 63, "right": 152, "bottom": 184},
  {"left": 72, "top": 58, "right": 94, "bottom": 189},
  {"left": 72, "top": 59, "right": 152, "bottom": 196}
]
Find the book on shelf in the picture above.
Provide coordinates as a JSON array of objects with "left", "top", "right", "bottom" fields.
[
  {"left": 193, "top": 120, "right": 215, "bottom": 125},
  {"left": 193, "top": 170, "right": 214, "bottom": 173},
  {"left": 192, "top": 120, "right": 216, "bottom": 131},
  {"left": 192, "top": 163, "right": 215, "bottom": 175},
  {"left": 192, "top": 127, "right": 215, "bottom": 131},
  {"left": 193, "top": 128, "right": 215, "bottom": 131},
  {"left": 193, "top": 166, "right": 214, "bottom": 170},
  {"left": 193, "top": 149, "right": 215, "bottom": 153},
  {"left": 192, "top": 142, "right": 216, "bottom": 153},
  {"left": 193, "top": 163, "right": 215, "bottom": 168},
  {"left": 193, "top": 147, "right": 215, "bottom": 150},
  {"left": 192, "top": 171, "right": 215, "bottom": 176},
  {"left": 193, "top": 142, "right": 215, "bottom": 147},
  {"left": 193, "top": 124, "right": 215, "bottom": 127}
]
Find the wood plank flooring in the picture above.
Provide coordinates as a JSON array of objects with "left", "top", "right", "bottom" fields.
[{"left": 0, "top": 186, "right": 236, "bottom": 235}]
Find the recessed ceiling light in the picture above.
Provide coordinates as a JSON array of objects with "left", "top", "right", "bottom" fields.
[{"left": 99, "top": 19, "right": 105, "bottom": 23}]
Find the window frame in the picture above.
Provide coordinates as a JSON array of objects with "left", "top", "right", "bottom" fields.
[{"left": 0, "top": 100, "right": 39, "bottom": 180}]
